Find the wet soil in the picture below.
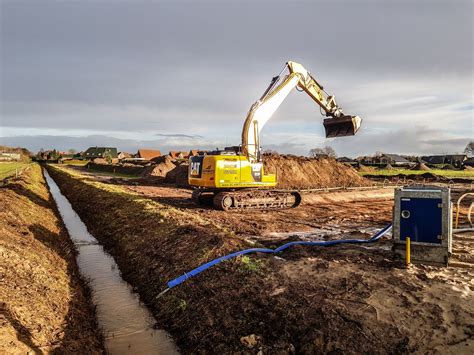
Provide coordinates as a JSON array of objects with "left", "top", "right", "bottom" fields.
[
  {"left": 0, "top": 164, "right": 104, "bottom": 353},
  {"left": 47, "top": 165, "right": 474, "bottom": 354}
]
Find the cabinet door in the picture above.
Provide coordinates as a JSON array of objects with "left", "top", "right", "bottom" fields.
[{"left": 400, "top": 198, "right": 442, "bottom": 244}]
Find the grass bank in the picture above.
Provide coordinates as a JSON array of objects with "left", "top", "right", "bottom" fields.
[
  {"left": 61, "top": 159, "right": 88, "bottom": 166},
  {"left": 0, "top": 162, "right": 30, "bottom": 180},
  {"left": 0, "top": 164, "right": 104, "bottom": 353}
]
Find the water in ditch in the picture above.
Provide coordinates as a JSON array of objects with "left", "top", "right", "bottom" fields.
[{"left": 44, "top": 169, "right": 178, "bottom": 354}]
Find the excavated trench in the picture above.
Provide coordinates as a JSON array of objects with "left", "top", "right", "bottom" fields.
[{"left": 43, "top": 169, "right": 178, "bottom": 354}]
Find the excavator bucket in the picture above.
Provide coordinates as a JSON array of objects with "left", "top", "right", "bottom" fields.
[{"left": 323, "top": 115, "right": 362, "bottom": 138}]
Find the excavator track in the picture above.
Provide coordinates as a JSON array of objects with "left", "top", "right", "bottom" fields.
[{"left": 212, "top": 190, "right": 302, "bottom": 211}]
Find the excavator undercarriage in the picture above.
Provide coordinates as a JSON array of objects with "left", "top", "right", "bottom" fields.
[{"left": 192, "top": 189, "right": 302, "bottom": 211}]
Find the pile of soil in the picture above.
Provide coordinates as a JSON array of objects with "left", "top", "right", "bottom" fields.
[
  {"left": 412, "top": 162, "right": 431, "bottom": 171},
  {"left": 164, "top": 163, "right": 189, "bottom": 187},
  {"left": 140, "top": 156, "right": 190, "bottom": 186},
  {"left": 464, "top": 166, "right": 474, "bottom": 171},
  {"left": 385, "top": 163, "right": 393, "bottom": 170},
  {"left": 357, "top": 164, "right": 375, "bottom": 172},
  {"left": 0, "top": 164, "right": 103, "bottom": 353},
  {"left": 264, "top": 154, "right": 368, "bottom": 188},
  {"left": 92, "top": 157, "right": 107, "bottom": 164},
  {"left": 140, "top": 155, "right": 176, "bottom": 178}
]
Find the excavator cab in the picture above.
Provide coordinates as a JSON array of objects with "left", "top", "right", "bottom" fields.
[{"left": 323, "top": 115, "right": 362, "bottom": 138}]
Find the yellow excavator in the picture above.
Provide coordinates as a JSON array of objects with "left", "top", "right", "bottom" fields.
[{"left": 188, "top": 61, "right": 362, "bottom": 210}]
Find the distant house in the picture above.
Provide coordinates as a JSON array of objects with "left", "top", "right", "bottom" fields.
[
  {"left": 421, "top": 155, "right": 467, "bottom": 168},
  {"left": 83, "top": 147, "right": 118, "bottom": 160},
  {"left": 445, "top": 155, "right": 467, "bottom": 168},
  {"left": 337, "top": 156, "right": 358, "bottom": 166},
  {"left": 0, "top": 152, "right": 21, "bottom": 161},
  {"left": 137, "top": 149, "right": 161, "bottom": 161},
  {"left": 421, "top": 155, "right": 446, "bottom": 165},
  {"left": 359, "top": 154, "right": 412, "bottom": 166},
  {"left": 169, "top": 151, "right": 189, "bottom": 159},
  {"left": 379, "top": 154, "right": 412, "bottom": 166}
]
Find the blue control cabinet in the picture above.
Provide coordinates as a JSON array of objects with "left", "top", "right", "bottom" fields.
[{"left": 393, "top": 186, "right": 452, "bottom": 265}]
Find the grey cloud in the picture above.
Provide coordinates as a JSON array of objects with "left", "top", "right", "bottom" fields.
[
  {"left": 155, "top": 133, "right": 203, "bottom": 139},
  {"left": 1, "top": 126, "right": 471, "bottom": 158},
  {"left": 329, "top": 126, "right": 472, "bottom": 157},
  {"left": 1, "top": 0, "right": 472, "bottom": 154}
]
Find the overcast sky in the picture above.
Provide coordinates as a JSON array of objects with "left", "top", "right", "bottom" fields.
[{"left": 1, "top": 0, "right": 473, "bottom": 156}]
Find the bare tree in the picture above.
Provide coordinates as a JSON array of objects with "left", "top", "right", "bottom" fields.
[{"left": 309, "top": 146, "right": 337, "bottom": 158}]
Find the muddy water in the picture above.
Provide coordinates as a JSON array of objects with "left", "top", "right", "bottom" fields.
[{"left": 44, "top": 170, "right": 178, "bottom": 354}]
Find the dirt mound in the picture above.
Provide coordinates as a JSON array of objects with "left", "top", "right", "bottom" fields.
[
  {"left": 140, "top": 156, "right": 190, "bottom": 186},
  {"left": 92, "top": 158, "right": 107, "bottom": 164},
  {"left": 357, "top": 164, "right": 375, "bottom": 172},
  {"left": 140, "top": 155, "right": 176, "bottom": 178},
  {"left": 464, "top": 165, "right": 474, "bottom": 171},
  {"left": 165, "top": 163, "right": 189, "bottom": 187},
  {"left": 264, "top": 155, "right": 368, "bottom": 189},
  {"left": 412, "top": 163, "right": 431, "bottom": 171},
  {"left": 385, "top": 163, "right": 393, "bottom": 170}
]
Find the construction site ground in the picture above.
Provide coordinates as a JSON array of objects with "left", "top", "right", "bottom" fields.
[
  {"left": 47, "top": 164, "right": 473, "bottom": 354},
  {"left": 0, "top": 164, "right": 104, "bottom": 353}
]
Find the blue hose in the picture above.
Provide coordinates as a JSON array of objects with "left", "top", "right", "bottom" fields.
[{"left": 166, "top": 223, "right": 392, "bottom": 289}]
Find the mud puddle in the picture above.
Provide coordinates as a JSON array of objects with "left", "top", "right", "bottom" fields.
[{"left": 44, "top": 169, "right": 178, "bottom": 354}]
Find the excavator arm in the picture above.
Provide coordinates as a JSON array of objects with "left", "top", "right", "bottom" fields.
[{"left": 241, "top": 61, "right": 362, "bottom": 163}]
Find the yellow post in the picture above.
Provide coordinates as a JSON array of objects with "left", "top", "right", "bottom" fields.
[{"left": 406, "top": 237, "right": 411, "bottom": 267}]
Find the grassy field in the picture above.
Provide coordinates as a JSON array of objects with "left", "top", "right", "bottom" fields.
[
  {"left": 0, "top": 162, "right": 30, "bottom": 180},
  {"left": 52, "top": 163, "right": 139, "bottom": 179},
  {"left": 61, "top": 159, "right": 89, "bottom": 166},
  {"left": 360, "top": 168, "right": 474, "bottom": 179}
]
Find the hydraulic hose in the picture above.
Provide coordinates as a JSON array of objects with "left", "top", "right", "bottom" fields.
[{"left": 163, "top": 223, "right": 392, "bottom": 291}]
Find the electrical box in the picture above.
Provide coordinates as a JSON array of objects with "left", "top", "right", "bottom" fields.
[{"left": 393, "top": 185, "right": 452, "bottom": 265}]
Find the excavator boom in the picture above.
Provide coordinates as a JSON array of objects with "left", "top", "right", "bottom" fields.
[{"left": 242, "top": 61, "right": 362, "bottom": 162}]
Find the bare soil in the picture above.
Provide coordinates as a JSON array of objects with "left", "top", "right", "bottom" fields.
[
  {"left": 263, "top": 154, "right": 369, "bottom": 188},
  {"left": 0, "top": 164, "right": 104, "bottom": 353},
  {"left": 47, "top": 165, "right": 474, "bottom": 354}
]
